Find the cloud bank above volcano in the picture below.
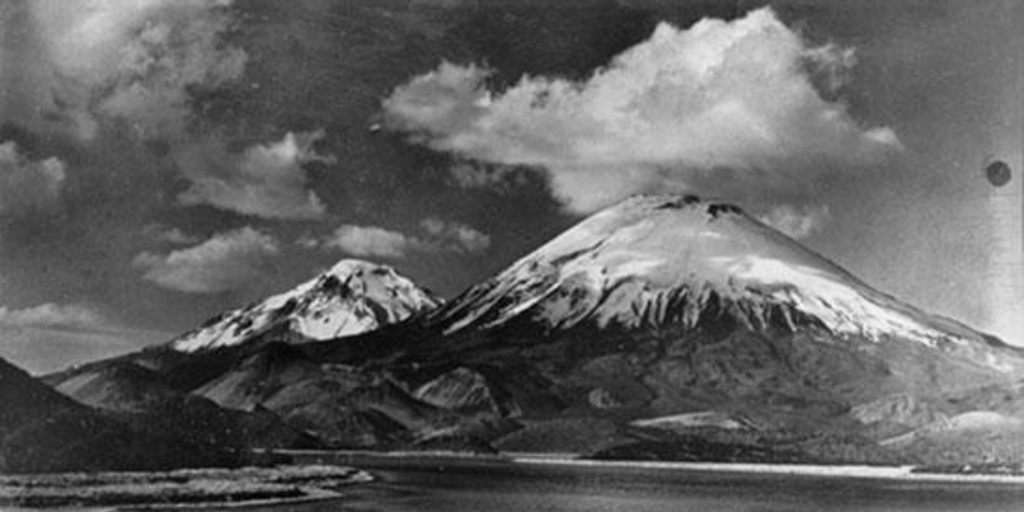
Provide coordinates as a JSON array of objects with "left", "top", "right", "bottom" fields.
[{"left": 383, "top": 7, "right": 900, "bottom": 213}]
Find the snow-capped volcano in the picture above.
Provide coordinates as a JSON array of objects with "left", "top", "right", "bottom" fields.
[
  {"left": 46, "top": 196, "right": 1023, "bottom": 464},
  {"left": 171, "top": 259, "right": 441, "bottom": 352},
  {"left": 431, "top": 195, "right": 996, "bottom": 362}
]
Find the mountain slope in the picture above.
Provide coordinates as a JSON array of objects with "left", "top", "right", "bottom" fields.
[
  {"left": 171, "top": 259, "right": 441, "bottom": 352},
  {"left": 51, "top": 361, "right": 178, "bottom": 412},
  {"left": 50, "top": 359, "right": 317, "bottom": 450},
  {"left": 430, "top": 195, "right": 996, "bottom": 355}
]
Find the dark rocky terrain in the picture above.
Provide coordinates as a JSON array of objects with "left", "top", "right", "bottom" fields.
[{"left": 0, "top": 356, "right": 263, "bottom": 474}]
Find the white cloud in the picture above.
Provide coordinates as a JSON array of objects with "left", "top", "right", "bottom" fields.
[
  {"left": 447, "top": 162, "right": 530, "bottom": 193},
  {"left": 322, "top": 225, "right": 424, "bottom": 258},
  {"left": 157, "top": 227, "right": 199, "bottom": 244},
  {"left": 382, "top": 7, "right": 901, "bottom": 213},
  {"left": 421, "top": 217, "right": 491, "bottom": 253},
  {"left": 294, "top": 233, "right": 321, "bottom": 249},
  {"left": 758, "top": 204, "right": 831, "bottom": 240},
  {"left": 132, "top": 226, "right": 279, "bottom": 293},
  {"left": 0, "top": 302, "right": 105, "bottom": 330},
  {"left": 177, "top": 130, "right": 335, "bottom": 220},
  {"left": 0, "top": 299, "right": 176, "bottom": 373},
  {"left": 27, "top": 0, "right": 246, "bottom": 139},
  {"left": 0, "top": 140, "right": 67, "bottom": 216},
  {"left": 0, "top": 322, "right": 171, "bottom": 375},
  {"left": 143, "top": 224, "right": 200, "bottom": 244},
  {"left": 316, "top": 218, "right": 490, "bottom": 259}
]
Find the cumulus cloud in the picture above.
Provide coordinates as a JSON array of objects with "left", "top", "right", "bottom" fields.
[
  {"left": 0, "top": 140, "right": 67, "bottom": 216},
  {"left": 142, "top": 223, "right": 202, "bottom": 244},
  {"left": 447, "top": 162, "right": 531, "bottom": 193},
  {"left": 25, "top": 0, "right": 245, "bottom": 139},
  {"left": 421, "top": 217, "right": 491, "bottom": 253},
  {"left": 132, "top": 226, "right": 279, "bottom": 293},
  {"left": 295, "top": 233, "right": 321, "bottom": 250},
  {"left": 176, "top": 130, "right": 335, "bottom": 220},
  {"left": 0, "top": 302, "right": 105, "bottom": 330},
  {"left": 758, "top": 204, "right": 831, "bottom": 240},
  {"left": 322, "top": 225, "right": 423, "bottom": 259},
  {"left": 314, "top": 219, "right": 490, "bottom": 258},
  {"left": 382, "top": 7, "right": 901, "bottom": 212}
]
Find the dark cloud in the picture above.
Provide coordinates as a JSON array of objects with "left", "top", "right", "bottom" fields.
[{"left": 27, "top": 0, "right": 246, "bottom": 140}]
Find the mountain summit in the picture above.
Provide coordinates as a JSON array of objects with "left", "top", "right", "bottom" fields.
[
  {"left": 430, "top": 194, "right": 1002, "bottom": 369},
  {"left": 171, "top": 259, "right": 441, "bottom": 352}
]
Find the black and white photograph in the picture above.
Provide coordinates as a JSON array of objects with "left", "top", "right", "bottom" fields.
[{"left": 0, "top": 0, "right": 1022, "bottom": 510}]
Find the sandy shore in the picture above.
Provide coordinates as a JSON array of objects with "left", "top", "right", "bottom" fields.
[
  {"left": 510, "top": 457, "right": 1024, "bottom": 484},
  {"left": 287, "top": 450, "right": 1024, "bottom": 485}
]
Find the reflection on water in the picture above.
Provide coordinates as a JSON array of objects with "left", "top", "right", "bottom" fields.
[{"left": 207, "top": 455, "right": 1024, "bottom": 512}]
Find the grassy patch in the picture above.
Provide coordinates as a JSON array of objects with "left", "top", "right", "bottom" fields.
[{"left": 0, "top": 465, "right": 371, "bottom": 508}]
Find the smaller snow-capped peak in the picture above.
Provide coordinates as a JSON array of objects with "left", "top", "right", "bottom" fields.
[
  {"left": 170, "top": 259, "right": 441, "bottom": 353},
  {"left": 431, "top": 194, "right": 986, "bottom": 352}
]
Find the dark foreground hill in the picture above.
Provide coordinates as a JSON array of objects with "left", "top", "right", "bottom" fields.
[{"left": 0, "top": 356, "right": 267, "bottom": 474}]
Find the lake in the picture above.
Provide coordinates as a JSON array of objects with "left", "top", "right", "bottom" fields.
[{"left": 204, "top": 453, "right": 1024, "bottom": 512}]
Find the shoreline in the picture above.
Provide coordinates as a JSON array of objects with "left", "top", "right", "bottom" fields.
[
  {"left": 287, "top": 450, "right": 1024, "bottom": 485},
  {"left": 514, "top": 458, "right": 1024, "bottom": 484}
]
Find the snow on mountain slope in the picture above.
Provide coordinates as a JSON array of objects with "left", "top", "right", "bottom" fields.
[
  {"left": 431, "top": 195, "right": 995, "bottom": 359},
  {"left": 171, "top": 260, "right": 441, "bottom": 352}
]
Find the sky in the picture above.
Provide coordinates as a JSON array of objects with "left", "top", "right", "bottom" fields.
[{"left": 0, "top": 0, "right": 1020, "bottom": 374}]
